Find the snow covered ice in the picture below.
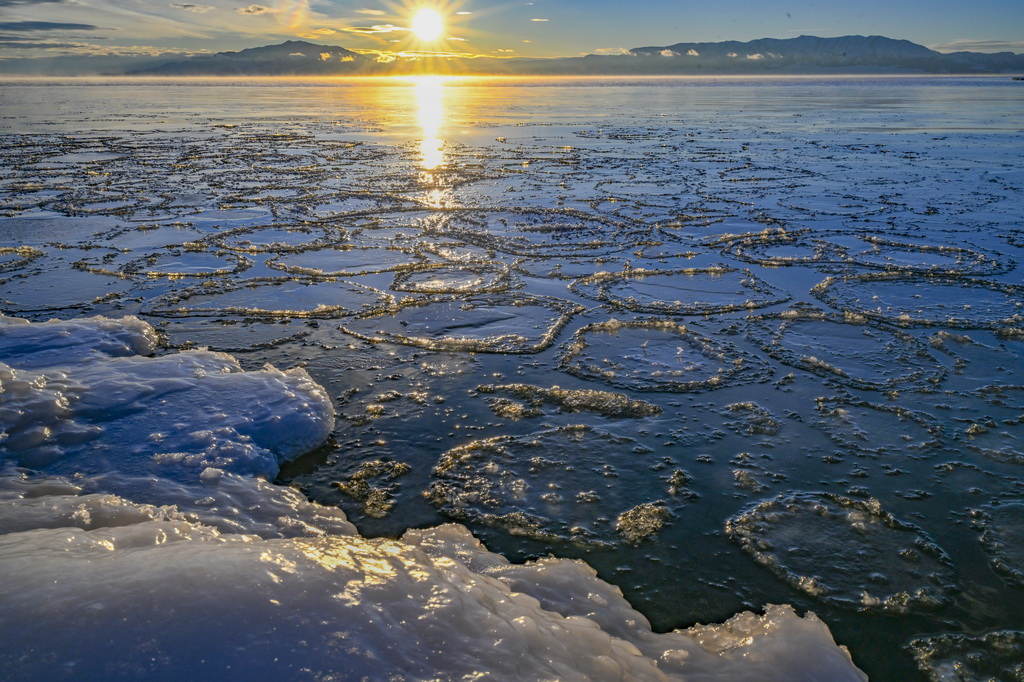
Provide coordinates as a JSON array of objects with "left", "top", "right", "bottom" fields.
[{"left": 0, "top": 315, "right": 865, "bottom": 680}]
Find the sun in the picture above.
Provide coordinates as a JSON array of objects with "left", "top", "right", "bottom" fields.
[{"left": 411, "top": 7, "right": 444, "bottom": 42}]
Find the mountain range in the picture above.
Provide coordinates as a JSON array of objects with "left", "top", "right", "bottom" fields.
[
  {"left": 129, "top": 35, "right": 1024, "bottom": 76},
  {"left": 3, "top": 35, "right": 1021, "bottom": 76}
]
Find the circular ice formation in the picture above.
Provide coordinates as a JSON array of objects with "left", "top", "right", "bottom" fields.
[
  {"left": 267, "top": 246, "right": 426, "bottom": 277},
  {"left": 907, "top": 630, "right": 1024, "bottom": 681},
  {"left": 426, "top": 425, "right": 674, "bottom": 545},
  {"left": 720, "top": 231, "right": 1012, "bottom": 275},
  {"left": 144, "top": 277, "right": 392, "bottom": 319},
  {"left": 727, "top": 493, "right": 958, "bottom": 612},
  {"left": 438, "top": 208, "right": 634, "bottom": 257},
  {"left": 391, "top": 263, "right": 514, "bottom": 295},
  {"left": 743, "top": 308, "right": 944, "bottom": 391},
  {"left": 570, "top": 266, "right": 790, "bottom": 316},
  {"left": 158, "top": 318, "right": 311, "bottom": 352},
  {"left": 0, "top": 266, "right": 137, "bottom": 313},
  {"left": 715, "top": 229, "right": 848, "bottom": 267},
  {"left": 340, "top": 294, "right": 582, "bottom": 354},
  {"left": 813, "top": 398, "right": 941, "bottom": 456},
  {"left": 779, "top": 193, "right": 887, "bottom": 217},
  {"left": 973, "top": 503, "right": 1024, "bottom": 587},
  {"left": 214, "top": 225, "right": 336, "bottom": 253},
  {"left": 811, "top": 273, "right": 1024, "bottom": 333},
  {"left": 115, "top": 250, "right": 252, "bottom": 278},
  {"left": 560, "top": 319, "right": 770, "bottom": 392},
  {"left": 514, "top": 255, "right": 627, "bottom": 281},
  {"left": 846, "top": 235, "right": 1012, "bottom": 276}
]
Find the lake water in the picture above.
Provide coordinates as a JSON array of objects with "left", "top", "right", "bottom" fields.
[{"left": 1, "top": 75, "right": 1023, "bottom": 680}]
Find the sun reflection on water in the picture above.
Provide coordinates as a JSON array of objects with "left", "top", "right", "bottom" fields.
[{"left": 413, "top": 76, "right": 447, "bottom": 170}]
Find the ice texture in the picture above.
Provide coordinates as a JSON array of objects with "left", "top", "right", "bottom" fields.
[
  {"left": 0, "top": 316, "right": 334, "bottom": 480},
  {"left": 0, "top": 315, "right": 866, "bottom": 680}
]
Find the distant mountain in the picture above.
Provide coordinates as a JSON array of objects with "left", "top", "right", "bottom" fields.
[
  {"left": 120, "top": 35, "right": 1024, "bottom": 76},
  {"left": 133, "top": 40, "right": 369, "bottom": 76},
  {"left": 624, "top": 35, "right": 1024, "bottom": 74}
]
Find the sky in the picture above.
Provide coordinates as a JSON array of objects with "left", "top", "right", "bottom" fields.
[{"left": 0, "top": 0, "right": 1022, "bottom": 63}]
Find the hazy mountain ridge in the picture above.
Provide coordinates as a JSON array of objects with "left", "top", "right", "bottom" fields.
[
  {"left": 137, "top": 40, "right": 366, "bottom": 75},
  {"left": 3, "top": 35, "right": 1021, "bottom": 76},
  {"left": 624, "top": 35, "right": 1023, "bottom": 74},
  {"left": 130, "top": 35, "right": 1024, "bottom": 76}
]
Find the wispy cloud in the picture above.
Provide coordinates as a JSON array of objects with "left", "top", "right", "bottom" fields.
[
  {"left": 0, "top": 39, "right": 205, "bottom": 56},
  {"left": 590, "top": 47, "right": 630, "bottom": 56},
  {"left": 355, "top": 8, "right": 386, "bottom": 16},
  {"left": 235, "top": 4, "right": 273, "bottom": 15},
  {"left": 0, "top": 21, "right": 98, "bottom": 31},
  {"left": 0, "top": 40, "right": 78, "bottom": 48},
  {"left": 342, "top": 24, "right": 406, "bottom": 35},
  {"left": 927, "top": 38, "right": 1024, "bottom": 53},
  {"left": 530, "top": 18, "right": 548, "bottom": 22},
  {"left": 169, "top": 3, "right": 215, "bottom": 13},
  {"left": 0, "top": 0, "right": 67, "bottom": 5}
]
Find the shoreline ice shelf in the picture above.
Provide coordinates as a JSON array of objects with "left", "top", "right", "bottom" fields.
[{"left": 0, "top": 315, "right": 864, "bottom": 680}]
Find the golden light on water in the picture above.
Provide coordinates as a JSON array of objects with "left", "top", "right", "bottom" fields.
[{"left": 414, "top": 75, "right": 446, "bottom": 170}]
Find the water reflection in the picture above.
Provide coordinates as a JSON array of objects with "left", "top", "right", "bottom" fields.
[{"left": 413, "top": 76, "right": 446, "bottom": 170}]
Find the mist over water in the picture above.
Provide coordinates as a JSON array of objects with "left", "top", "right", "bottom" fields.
[{"left": 1, "top": 75, "right": 1022, "bottom": 680}]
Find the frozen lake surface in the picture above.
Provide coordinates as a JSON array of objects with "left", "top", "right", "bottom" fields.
[{"left": 1, "top": 75, "right": 1022, "bottom": 680}]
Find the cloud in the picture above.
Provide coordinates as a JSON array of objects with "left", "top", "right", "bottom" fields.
[
  {"left": 928, "top": 38, "right": 1024, "bottom": 54},
  {"left": 0, "top": 0, "right": 66, "bottom": 5},
  {"left": 169, "top": 3, "right": 215, "bottom": 12},
  {"left": 0, "top": 40, "right": 78, "bottom": 48},
  {"left": 0, "top": 39, "right": 204, "bottom": 56},
  {"left": 0, "top": 21, "right": 98, "bottom": 31},
  {"left": 660, "top": 49, "right": 678, "bottom": 57},
  {"left": 746, "top": 53, "right": 764, "bottom": 60},
  {"left": 530, "top": 18, "right": 548, "bottom": 22},
  {"left": 687, "top": 48, "right": 699, "bottom": 56},
  {"left": 355, "top": 8, "right": 386, "bottom": 15},
  {"left": 590, "top": 47, "right": 631, "bottom": 56},
  {"left": 342, "top": 24, "right": 405, "bottom": 35},
  {"left": 235, "top": 4, "right": 273, "bottom": 14}
]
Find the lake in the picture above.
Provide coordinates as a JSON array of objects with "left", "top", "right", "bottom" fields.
[{"left": 1, "top": 75, "right": 1022, "bottom": 680}]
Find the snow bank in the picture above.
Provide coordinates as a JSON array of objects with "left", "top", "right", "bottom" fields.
[{"left": 0, "top": 315, "right": 867, "bottom": 680}]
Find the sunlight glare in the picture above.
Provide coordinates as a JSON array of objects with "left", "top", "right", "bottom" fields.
[
  {"left": 411, "top": 8, "right": 444, "bottom": 42},
  {"left": 414, "top": 76, "right": 446, "bottom": 170}
]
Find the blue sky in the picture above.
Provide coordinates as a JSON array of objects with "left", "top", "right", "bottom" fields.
[{"left": 0, "top": 0, "right": 1021, "bottom": 60}]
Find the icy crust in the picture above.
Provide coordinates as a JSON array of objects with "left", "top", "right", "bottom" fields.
[
  {"left": 0, "top": 316, "right": 868, "bottom": 680},
  {"left": 0, "top": 314, "right": 159, "bottom": 368},
  {"left": 0, "top": 315, "right": 334, "bottom": 480}
]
